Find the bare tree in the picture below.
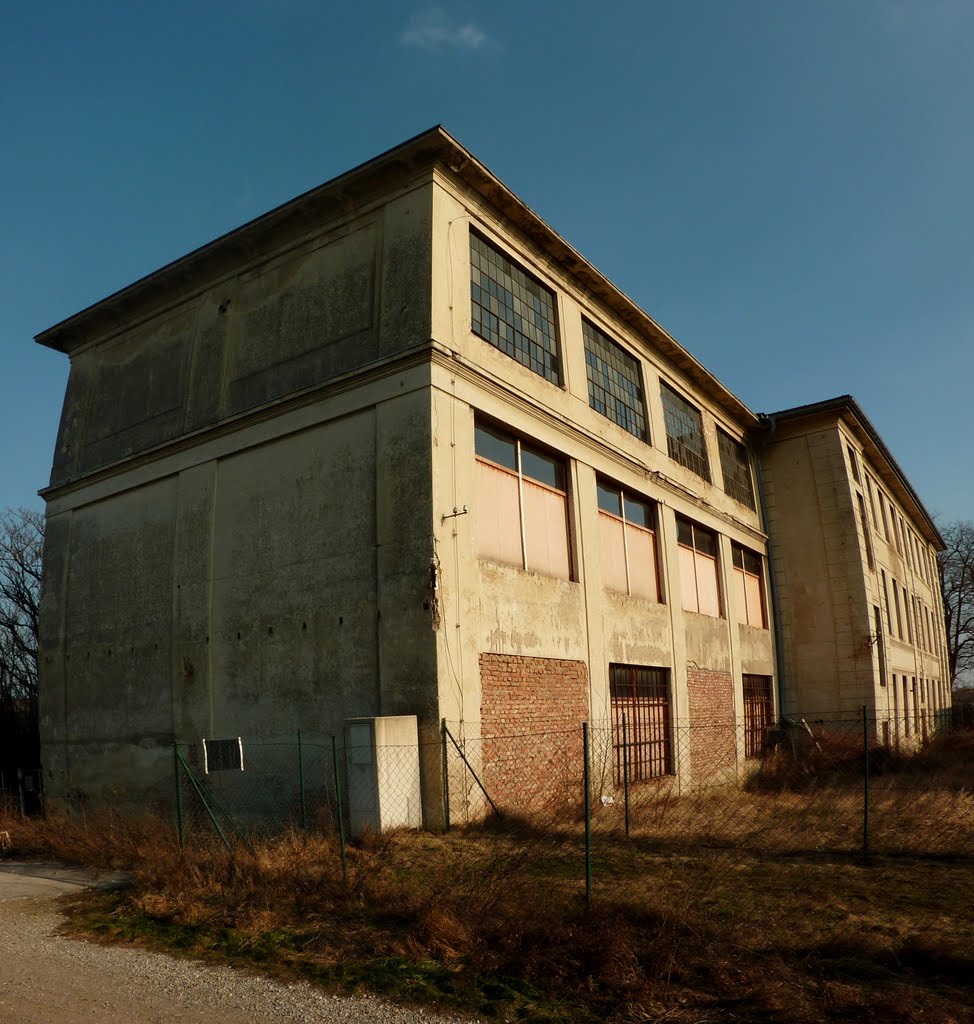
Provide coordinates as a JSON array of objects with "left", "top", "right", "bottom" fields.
[
  {"left": 0, "top": 506, "right": 44, "bottom": 768},
  {"left": 938, "top": 520, "right": 974, "bottom": 689}
]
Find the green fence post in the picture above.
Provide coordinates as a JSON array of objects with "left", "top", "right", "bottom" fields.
[
  {"left": 332, "top": 734, "right": 347, "bottom": 883},
  {"left": 298, "top": 731, "right": 308, "bottom": 832},
  {"left": 441, "top": 719, "right": 451, "bottom": 834},
  {"left": 862, "top": 705, "right": 870, "bottom": 855},
  {"left": 622, "top": 712, "right": 631, "bottom": 837},
  {"left": 173, "top": 742, "right": 184, "bottom": 848},
  {"left": 583, "top": 722, "right": 592, "bottom": 909}
]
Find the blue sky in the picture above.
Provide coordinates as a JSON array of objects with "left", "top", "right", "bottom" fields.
[{"left": 2, "top": 1, "right": 971, "bottom": 524}]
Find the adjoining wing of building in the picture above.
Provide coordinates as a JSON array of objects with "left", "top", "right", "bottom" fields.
[{"left": 34, "top": 126, "right": 951, "bottom": 822}]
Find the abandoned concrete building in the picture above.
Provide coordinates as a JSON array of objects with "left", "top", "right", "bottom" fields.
[{"left": 34, "top": 126, "right": 950, "bottom": 821}]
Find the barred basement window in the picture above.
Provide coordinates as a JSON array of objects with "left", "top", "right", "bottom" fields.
[
  {"left": 660, "top": 381, "right": 710, "bottom": 481},
  {"left": 596, "top": 480, "right": 661, "bottom": 602},
  {"left": 717, "top": 429, "right": 755, "bottom": 509},
  {"left": 475, "top": 420, "right": 571, "bottom": 580},
  {"left": 582, "top": 320, "right": 647, "bottom": 440},
  {"left": 742, "top": 675, "right": 773, "bottom": 759},
  {"left": 470, "top": 232, "right": 560, "bottom": 384},
  {"left": 610, "top": 664, "right": 673, "bottom": 782}
]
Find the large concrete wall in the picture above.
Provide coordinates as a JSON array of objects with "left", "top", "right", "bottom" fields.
[{"left": 39, "top": 183, "right": 437, "bottom": 808}]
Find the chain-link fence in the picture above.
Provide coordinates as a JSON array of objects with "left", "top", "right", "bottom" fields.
[{"left": 169, "top": 712, "right": 972, "bottom": 885}]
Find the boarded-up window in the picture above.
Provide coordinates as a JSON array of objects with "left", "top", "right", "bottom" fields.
[
  {"left": 610, "top": 664, "right": 672, "bottom": 782},
  {"left": 731, "top": 543, "right": 766, "bottom": 628},
  {"left": 475, "top": 421, "right": 571, "bottom": 580},
  {"left": 742, "top": 675, "right": 773, "bottom": 758},
  {"left": 677, "top": 516, "right": 721, "bottom": 618},
  {"left": 596, "top": 481, "right": 661, "bottom": 602}
]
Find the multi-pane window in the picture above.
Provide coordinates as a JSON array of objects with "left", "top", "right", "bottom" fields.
[
  {"left": 717, "top": 429, "right": 755, "bottom": 509},
  {"left": 660, "top": 382, "right": 710, "bottom": 481},
  {"left": 677, "top": 516, "right": 721, "bottom": 617},
  {"left": 610, "top": 664, "right": 672, "bottom": 782},
  {"left": 475, "top": 421, "right": 571, "bottom": 580},
  {"left": 742, "top": 674, "right": 773, "bottom": 758},
  {"left": 731, "top": 543, "right": 766, "bottom": 628},
  {"left": 470, "top": 233, "right": 560, "bottom": 384},
  {"left": 582, "top": 320, "right": 647, "bottom": 440},
  {"left": 597, "top": 481, "right": 661, "bottom": 602}
]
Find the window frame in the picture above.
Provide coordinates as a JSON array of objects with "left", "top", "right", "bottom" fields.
[
  {"left": 474, "top": 419, "right": 572, "bottom": 580},
  {"left": 676, "top": 515, "right": 722, "bottom": 618},
  {"left": 469, "top": 231, "right": 561, "bottom": 385},
  {"left": 731, "top": 542, "right": 767, "bottom": 628},
  {"left": 582, "top": 319, "right": 649, "bottom": 441},
  {"left": 660, "top": 381, "right": 711, "bottom": 482},
  {"left": 610, "top": 664, "right": 673, "bottom": 783},
  {"left": 596, "top": 479, "right": 663, "bottom": 603},
  {"left": 742, "top": 674, "right": 774, "bottom": 759},
  {"left": 717, "top": 428, "right": 756, "bottom": 510}
]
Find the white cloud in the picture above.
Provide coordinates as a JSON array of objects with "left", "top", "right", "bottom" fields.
[{"left": 400, "top": 7, "right": 487, "bottom": 50}]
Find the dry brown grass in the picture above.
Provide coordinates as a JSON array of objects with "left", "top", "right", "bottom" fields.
[{"left": 3, "top": 737, "right": 974, "bottom": 1023}]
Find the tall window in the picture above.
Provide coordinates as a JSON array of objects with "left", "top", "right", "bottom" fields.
[
  {"left": 856, "top": 492, "right": 874, "bottom": 569},
  {"left": 731, "top": 543, "right": 766, "bottom": 628},
  {"left": 717, "top": 429, "right": 755, "bottom": 509},
  {"left": 597, "top": 481, "right": 661, "bottom": 602},
  {"left": 742, "top": 675, "right": 773, "bottom": 758},
  {"left": 582, "top": 320, "right": 648, "bottom": 440},
  {"left": 475, "top": 421, "right": 571, "bottom": 580},
  {"left": 660, "top": 382, "right": 710, "bottom": 481},
  {"left": 610, "top": 664, "right": 672, "bottom": 782},
  {"left": 469, "top": 232, "right": 560, "bottom": 384},
  {"left": 677, "top": 517, "right": 721, "bottom": 617},
  {"left": 847, "top": 445, "right": 862, "bottom": 483}
]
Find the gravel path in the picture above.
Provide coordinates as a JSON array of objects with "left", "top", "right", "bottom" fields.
[{"left": 0, "top": 895, "right": 484, "bottom": 1024}]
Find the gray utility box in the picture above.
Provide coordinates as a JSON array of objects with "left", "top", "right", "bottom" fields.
[{"left": 344, "top": 715, "right": 423, "bottom": 837}]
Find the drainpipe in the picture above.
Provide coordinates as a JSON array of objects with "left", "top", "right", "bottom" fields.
[{"left": 755, "top": 412, "right": 787, "bottom": 720}]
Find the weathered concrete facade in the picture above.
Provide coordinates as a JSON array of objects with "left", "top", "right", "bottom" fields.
[
  {"left": 762, "top": 399, "right": 948, "bottom": 740},
  {"left": 34, "top": 127, "right": 946, "bottom": 817}
]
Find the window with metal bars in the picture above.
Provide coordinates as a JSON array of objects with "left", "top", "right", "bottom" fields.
[
  {"left": 469, "top": 232, "right": 560, "bottom": 384},
  {"left": 610, "top": 664, "right": 672, "bottom": 782},
  {"left": 742, "top": 675, "right": 773, "bottom": 759},
  {"left": 582, "top": 320, "right": 648, "bottom": 440},
  {"left": 717, "top": 429, "right": 755, "bottom": 509},
  {"left": 660, "top": 381, "right": 710, "bottom": 481}
]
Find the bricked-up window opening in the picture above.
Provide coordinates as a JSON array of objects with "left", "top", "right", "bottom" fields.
[
  {"left": 742, "top": 675, "right": 773, "bottom": 758},
  {"left": 610, "top": 664, "right": 672, "bottom": 782},
  {"left": 469, "top": 232, "right": 560, "bottom": 384},
  {"left": 582, "top": 320, "right": 648, "bottom": 440},
  {"left": 717, "top": 429, "right": 755, "bottom": 510},
  {"left": 596, "top": 480, "right": 661, "bottom": 602},
  {"left": 475, "top": 420, "right": 571, "bottom": 580},
  {"left": 677, "top": 516, "right": 721, "bottom": 617},
  {"left": 660, "top": 381, "right": 710, "bottom": 481},
  {"left": 731, "top": 543, "right": 766, "bottom": 628}
]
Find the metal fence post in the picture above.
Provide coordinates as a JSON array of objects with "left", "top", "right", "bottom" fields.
[
  {"left": 583, "top": 722, "right": 592, "bottom": 909},
  {"left": 622, "top": 712, "right": 631, "bottom": 837},
  {"left": 331, "top": 735, "right": 347, "bottom": 883},
  {"left": 173, "top": 742, "right": 184, "bottom": 848},
  {"left": 441, "top": 719, "right": 451, "bottom": 834},
  {"left": 862, "top": 705, "right": 870, "bottom": 855},
  {"left": 297, "top": 731, "right": 308, "bottom": 832}
]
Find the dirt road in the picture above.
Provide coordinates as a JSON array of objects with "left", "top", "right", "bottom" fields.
[{"left": 0, "top": 865, "right": 478, "bottom": 1024}]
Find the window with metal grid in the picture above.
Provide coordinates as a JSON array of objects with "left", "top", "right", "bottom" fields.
[
  {"left": 582, "top": 320, "right": 647, "bottom": 440},
  {"left": 610, "top": 664, "right": 672, "bottom": 782},
  {"left": 717, "top": 429, "right": 755, "bottom": 509},
  {"left": 470, "top": 232, "right": 560, "bottom": 384},
  {"left": 660, "top": 381, "right": 710, "bottom": 481},
  {"left": 742, "top": 675, "right": 773, "bottom": 759}
]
